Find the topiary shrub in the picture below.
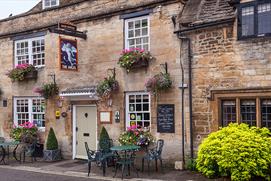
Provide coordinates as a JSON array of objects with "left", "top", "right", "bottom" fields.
[
  {"left": 99, "top": 126, "right": 110, "bottom": 150},
  {"left": 197, "top": 123, "right": 271, "bottom": 181},
  {"left": 46, "top": 128, "right": 58, "bottom": 150}
]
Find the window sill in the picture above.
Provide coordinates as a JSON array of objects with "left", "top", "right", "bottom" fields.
[{"left": 238, "top": 33, "right": 271, "bottom": 40}]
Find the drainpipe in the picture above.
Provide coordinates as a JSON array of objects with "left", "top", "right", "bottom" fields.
[
  {"left": 179, "top": 53, "right": 186, "bottom": 165},
  {"left": 179, "top": 36, "right": 193, "bottom": 159}
]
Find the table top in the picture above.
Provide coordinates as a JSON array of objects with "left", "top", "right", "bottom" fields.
[
  {"left": 0, "top": 141, "right": 20, "bottom": 146},
  {"left": 110, "top": 145, "right": 140, "bottom": 151}
]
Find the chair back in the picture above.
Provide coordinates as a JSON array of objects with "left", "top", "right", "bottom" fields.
[
  {"left": 156, "top": 139, "right": 164, "bottom": 156},
  {"left": 85, "top": 142, "right": 95, "bottom": 160},
  {"left": 99, "top": 139, "right": 113, "bottom": 153}
]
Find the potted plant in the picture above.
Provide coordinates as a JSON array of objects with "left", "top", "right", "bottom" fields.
[
  {"left": 145, "top": 72, "right": 172, "bottom": 95},
  {"left": 97, "top": 75, "right": 119, "bottom": 100},
  {"left": 33, "top": 83, "right": 59, "bottom": 99},
  {"left": 118, "top": 48, "right": 154, "bottom": 72},
  {"left": 7, "top": 64, "right": 37, "bottom": 82},
  {"left": 10, "top": 122, "right": 38, "bottom": 144},
  {"left": 43, "top": 128, "right": 61, "bottom": 161},
  {"left": 118, "top": 125, "right": 155, "bottom": 149}
]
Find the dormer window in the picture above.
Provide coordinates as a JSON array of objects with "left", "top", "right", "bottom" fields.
[
  {"left": 43, "top": 0, "right": 59, "bottom": 9},
  {"left": 238, "top": 1, "right": 271, "bottom": 39}
]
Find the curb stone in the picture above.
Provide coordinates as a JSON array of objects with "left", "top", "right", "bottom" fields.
[{"left": 0, "top": 165, "right": 164, "bottom": 181}]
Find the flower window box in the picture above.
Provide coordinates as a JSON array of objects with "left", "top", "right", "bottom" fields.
[{"left": 118, "top": 48, "right": 153, "bottom": 73}]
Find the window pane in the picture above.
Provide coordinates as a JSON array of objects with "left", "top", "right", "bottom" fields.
[
  {"left": 258, "top": 3, "right": 271, "bottom": 34},
  {"left": 125, "top": 17, "right": 150, "bottom": 50},
  {"left": 32, "top": 38, "right": 45, "bottom": 66},
  {"left": 261, "top": 99, "right": 271, "bottom": 130},
  {"left": 222, "top": 100, "right": 236, "bottom": 126},
  {"left": 242, "top": 6, "right": 254, "bottom": 36},
  {"left": 240, "top": 100, "right": 256, "bottom": 126},
  {"left": 126, "top": 93, "right": 150, "bottom": 129},
  {"left": 15, "top": 98, "right": 45, "bottom": 128}
]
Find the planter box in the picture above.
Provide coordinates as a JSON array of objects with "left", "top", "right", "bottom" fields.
[
  {"left": 43, "top": 149, "right": 61, "bottom": 161},
  {"left": 131, "top": 58, "right": 149, "bottom": 70},
  {"left": 24, "top": 70, "right": 38, "bottom": 80}
]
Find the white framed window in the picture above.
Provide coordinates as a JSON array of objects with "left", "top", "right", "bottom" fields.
[
  {"left": 15, "top": 37, "right": 45, "bottom": 67},
  {"left": 125, "top": 92, "right": 151, "bottom": 129},
  {"left": 14, "top": 97, "right": 46, "bottom": 130},
  {"left": 43, "top": 0, "right": 59, "bottom": 9},
  {"left": 125, "top": 16, "right": 150, "bottom": 51}
]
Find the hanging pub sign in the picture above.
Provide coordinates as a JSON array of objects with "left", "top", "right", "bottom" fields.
[
  {"left": 58, "top": 22, "right": 77, "bottom": 31},
  {"left": 59, "top": 37, "right": 78, "bottom": 70},
  {"left": 48, "top": 21, "right": 87, "bottom": 40},
  {"left": 157, "top": 104, "right": 175, "bottom": 133}
]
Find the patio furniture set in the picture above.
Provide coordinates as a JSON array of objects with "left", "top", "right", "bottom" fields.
[
  {"left": 0, "top": 138, "right": 39, "bottom": 165},
  {"left": 85, "top": 139, "right": 164, "bottom": 179}
]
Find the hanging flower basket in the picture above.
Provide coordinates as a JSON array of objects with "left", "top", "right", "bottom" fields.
[
  {"left": 7, "top": 64, "right": 38, "bottom": 82},
  {"left": 145, "top": 73, "right": 172, "bottom": 95},
  {"left": 118, "top": 48, "right": 153, "bottom": 73},
  {"left": 97, "top": 75, "right": 119, "bottom": 100},
  {"left": 33, "top": 83, "right": 59, "bottom": 99}
]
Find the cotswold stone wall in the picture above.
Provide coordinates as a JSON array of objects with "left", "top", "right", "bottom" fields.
[
  {"left": 0, "top": 1, "right": 183, "bottom": 161},
  {"left": 186, "top": 23, "right": 271, "bottom": 152}
]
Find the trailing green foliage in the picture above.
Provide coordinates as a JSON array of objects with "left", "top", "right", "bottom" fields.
[
  {"left": 96, "top": 75, "right": 118, "bottom": 99},
  {"left": 186, "top": 158, "right": 197, "bottom": 171},
  {"left": 34, "top": 83, "right": 59, "bottom": 99},
  {"left": 10, "top": 122, "right": 38, "bottom": 143},
  {"left": 196, "top": 123, "right": 271, "bottom": 181},
  {"left": 7, "top": 64, "right": 36, "bottom": 81},
  {"left": 46, "top": 128, "right": 58, "bottom": 150},
  {"left": 99, "top": 127, "right": 110, "bottom": 150},
  {"left": 145, "top": 72, "right": 172, "bottom": 95}
]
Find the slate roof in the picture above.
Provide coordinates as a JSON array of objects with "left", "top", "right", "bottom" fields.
[
  {"left": 0, "top": 0, "right": 89, "bottom": 22},
  {"left": 178, "top": 0, "right": 236, "bottom": 30}
]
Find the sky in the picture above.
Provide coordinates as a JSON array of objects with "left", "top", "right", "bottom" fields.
[{"left": 0, "top": 0, "right": 40, "bottom": 20}]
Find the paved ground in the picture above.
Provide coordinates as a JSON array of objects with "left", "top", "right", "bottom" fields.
[
  {"left": 0, "top": 158, "right": 220, "bottom": 181},
  {"left": 0, "top": 167, "right": 103, "bottom": 181}
]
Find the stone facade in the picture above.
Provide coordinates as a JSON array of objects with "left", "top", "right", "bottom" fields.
[
  {"left": 178, "top": 0, "right": 271, "bottom": 154},
  {"left": 0, "top": 0, "right": 184, "bottom": 162}
]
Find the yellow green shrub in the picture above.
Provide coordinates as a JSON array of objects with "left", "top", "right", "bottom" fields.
[{"left": 197, "top": 123, "right": 271, "bottom": 181}]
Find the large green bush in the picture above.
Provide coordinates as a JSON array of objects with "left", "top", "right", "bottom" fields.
[
  {"left": 46, "top": 128, "right": 58, "bottom": 150},
  {"left": 197, "top": 123, "right": 271, "bottom": 181}
]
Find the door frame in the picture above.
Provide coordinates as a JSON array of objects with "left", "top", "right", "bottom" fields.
[{"left": 72, "top": 104, "right": 98, "bottom": 159}]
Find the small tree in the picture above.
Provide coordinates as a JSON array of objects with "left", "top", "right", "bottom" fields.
[
  {"left": 99, "top": 127, "right": 110, "bottom": 150},
  {"left": 46, "top": 128, "right": 58, "bottom": 150}
]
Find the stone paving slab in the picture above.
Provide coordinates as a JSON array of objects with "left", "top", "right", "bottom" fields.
[{"left": 0, "top": 159, "right": 216, "bottom": 181}]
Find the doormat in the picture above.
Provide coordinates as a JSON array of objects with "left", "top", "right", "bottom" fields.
[{"left": 57, "top": 160, "right": 87, "bottom": 168}]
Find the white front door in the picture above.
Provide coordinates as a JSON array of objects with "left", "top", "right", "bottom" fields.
[{"left": 74, "top": 105, "right": 97, "bottom": 159}]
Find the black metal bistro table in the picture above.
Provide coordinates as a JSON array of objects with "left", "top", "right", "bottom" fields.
[
  {"left": 0, "top": 141, "right": 21, "bottom": 164},
  {"left": 111, "top": 145, "right": 140, "bottom": 179}
]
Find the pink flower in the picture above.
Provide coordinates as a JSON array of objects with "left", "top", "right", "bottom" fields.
[{"left": 33, "top": 87, "right": 43, "bottom": 94}]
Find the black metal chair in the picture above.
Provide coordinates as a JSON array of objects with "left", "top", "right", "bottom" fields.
[
  {"left": 20, "top": 141, "right": 37, "bottom": 163},
  {"left": 142, "top": 139, "right": 164, "bottom": 174},
  {"left": 85, "top": 140, "right": 115, "bottom": 176}
]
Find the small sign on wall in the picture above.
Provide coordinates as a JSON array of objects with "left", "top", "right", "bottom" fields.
[
  {"left": 157, "top": 104, "right": 175, "bottom": 133},
  {"left": 100, "top": 111, "right": 112, "bottom": 124},
  {"left": 59, "top": 37, "right": 78, "bottom": 71}
]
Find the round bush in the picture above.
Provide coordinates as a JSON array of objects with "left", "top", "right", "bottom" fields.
[{"left": 196, "top": 123, "right": 271, "bottom": 181}]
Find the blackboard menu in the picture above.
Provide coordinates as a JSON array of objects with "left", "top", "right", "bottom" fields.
[{"left": 157, "top": 104, "right": 175, "bottom": 133}]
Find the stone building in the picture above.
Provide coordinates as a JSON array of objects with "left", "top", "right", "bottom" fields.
[
  {"left": 177, "top": 0, "right": 271, "bottom": 156},
  {"left": 0, "top": 0, "right": 185, "bottom": 162}
]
